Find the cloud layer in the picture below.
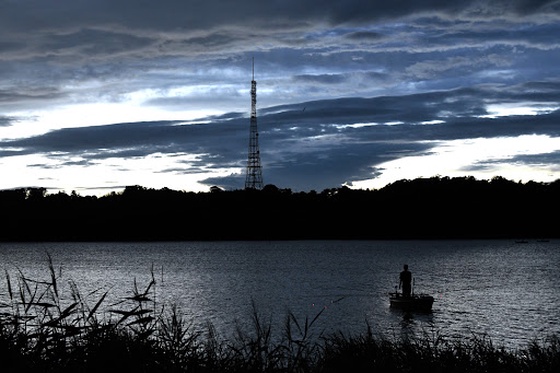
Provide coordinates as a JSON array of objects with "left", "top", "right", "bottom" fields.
[{"left": 1, "top": 0, "right": 559, "bottom": 194}]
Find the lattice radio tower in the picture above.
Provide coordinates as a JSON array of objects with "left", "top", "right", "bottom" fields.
[{"left": 245, "top": 58, "right": 264, "bottom": 189}]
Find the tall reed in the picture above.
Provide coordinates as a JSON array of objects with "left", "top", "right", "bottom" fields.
[{"left": 1, "top": 254, "right": 558, "bottom": 372}]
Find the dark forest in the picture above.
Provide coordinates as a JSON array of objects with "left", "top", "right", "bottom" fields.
[{"left": 1, "top": 176, "right": 559, "bottom": 241}]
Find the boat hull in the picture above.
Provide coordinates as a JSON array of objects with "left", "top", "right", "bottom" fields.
[{"left": 389, "top": 293, "right": 434, "bottom": 312}]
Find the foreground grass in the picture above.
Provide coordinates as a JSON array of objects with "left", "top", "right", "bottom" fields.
[{"left": 1, "top": 256, "right": 559, "bottom": 373}]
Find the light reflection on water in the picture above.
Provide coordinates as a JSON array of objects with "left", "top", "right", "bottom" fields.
[{"left": 0, "top": 240, "right": 558, "bottom": 349}]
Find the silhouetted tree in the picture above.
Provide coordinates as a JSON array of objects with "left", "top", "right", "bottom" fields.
[{"left": 1, "top": 176, "right": 559, "bottom": 241}]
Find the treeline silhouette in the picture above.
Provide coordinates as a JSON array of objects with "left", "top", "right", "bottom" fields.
[{"left": 1, "top": 176, "right": 559, "bottom": 241}]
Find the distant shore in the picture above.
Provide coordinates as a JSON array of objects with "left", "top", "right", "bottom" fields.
[{"left": 2, "top": 176, "right": 559, "bottom": 241}]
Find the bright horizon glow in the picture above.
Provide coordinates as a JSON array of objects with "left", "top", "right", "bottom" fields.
[
  {"left": 0, "top": 151, "right": 243, "bottom": 196},
  {"left": 481, "top": 103, "right": 559, "bottom": 118},
  {"left": 351, "top": 135, "right": 560, "bottom": 190},
  {"left": 0, "top": 104, "right": 222, "bottom": 141}
]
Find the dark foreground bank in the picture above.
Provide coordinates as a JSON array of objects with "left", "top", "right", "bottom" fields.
[{"left": 1, "top": 259, "right": 559, "bottom": 373}]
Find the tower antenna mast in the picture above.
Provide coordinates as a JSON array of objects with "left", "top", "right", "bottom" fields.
[{"left": 245, "top": 58, "right": 264, "bottom": 189}]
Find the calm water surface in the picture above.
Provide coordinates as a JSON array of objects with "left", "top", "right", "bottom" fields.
[{"left": 1, "top": 240, "right": 558, "bottom": 349}]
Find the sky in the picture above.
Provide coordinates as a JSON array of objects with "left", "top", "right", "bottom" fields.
[{"left": 1, "top": 0, "right": 560, "bottom": 196}]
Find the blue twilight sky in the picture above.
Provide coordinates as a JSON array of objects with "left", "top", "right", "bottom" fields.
[{"left": 1, "top": 0, "right": 560, "bottom": 196}]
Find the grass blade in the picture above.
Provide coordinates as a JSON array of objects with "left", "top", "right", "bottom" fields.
[
  {"left": 87, "top": 291, "right": 109, "bottom": 322},
  {"left": 46, "top": 252, "right": 58, "bottom": 300}
]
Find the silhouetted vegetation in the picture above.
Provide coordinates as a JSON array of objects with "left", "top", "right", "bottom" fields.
[
  {"left": 1, "top": 259, "right": 559, "bottom": 372},
  {"left": 1, "top": 176, "right": 560, "bottom": 241}
]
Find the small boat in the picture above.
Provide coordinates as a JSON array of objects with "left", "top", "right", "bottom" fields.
[{"left": 389, "top": 291, "right": 434, "bottom": 312}]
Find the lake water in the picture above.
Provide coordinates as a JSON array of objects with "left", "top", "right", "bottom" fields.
[{"left": 0, "top": 240, "right": 558, "bottom": 349}]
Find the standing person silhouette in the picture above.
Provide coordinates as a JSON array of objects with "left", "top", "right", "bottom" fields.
[{"left": 399, "top": 264, "right": 412, "bottom": 297}]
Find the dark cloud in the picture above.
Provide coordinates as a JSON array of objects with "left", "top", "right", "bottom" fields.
[
  {"left": 44, "top": 28, "right": 155, "bottom": 58},
  {"left": 3, "top": 81, "right": 559, "bottom": 191},
  {"left": 0, "top": 87, "right": 64, "bottom": 103},
  {"left": 344, "top": 31, "right": 385, "bottom": 41},
  {"left": 4, "top": 120, "right": 210, "bottom": 154},
  {"left": 293, "top": 73, "right": 347, "bottom": 85},
  {"left": 1, "top": 1, "right": 558, "bottom": 60},
  {"left": 512, "top": 151, "right": 560, "bottom": 165},
  {"left": 0, "top": 1, "right": 557, "bottom": 104},
  {"left": 513, "top": 0, "right": 558, "bottom": 14},
  {"left": 0, "top": 116, "right": 16, "bottom": 127}
]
